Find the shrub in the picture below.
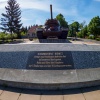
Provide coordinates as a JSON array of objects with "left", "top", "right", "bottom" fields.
[
  {"left": 77, "top": 32, "right": 83, "bottom": 38},
  {"left": 96, "top": 38, "right": 100, "bottom": 41},
  {"left": 21, "top": 32, "right": 26, "bottom": 36},
  {"left": 7, "top": 34, "right": 12, "bottom": 39},
  {"left": 8, "top": 39, "right": 12, "bottom": 43},
  {"left": 88, "top": 34, "right": 94, "bottom": 39},
  {"left": 13, "top": 34, "right": 17, "bottom": 39},
  {"left": 0, "top": 33, "right": 6, "bottom": 40},
  {"left": 0, "top": 40, "right": 3, "bottom": 44}
]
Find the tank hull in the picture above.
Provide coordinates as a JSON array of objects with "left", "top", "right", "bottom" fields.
[{"left": 37, "top": 30, "right": 68, "bottom": 39}]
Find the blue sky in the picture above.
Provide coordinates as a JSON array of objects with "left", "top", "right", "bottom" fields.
[{"left": 0, "top": 0, "right": 100, "bottom": 27}]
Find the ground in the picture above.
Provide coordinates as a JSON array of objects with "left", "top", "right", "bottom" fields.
[
  {"left": 6, "top": 38, "right": 100, "bottom": 45},
  {"left": 0, "top": 85, "right": 100, "bottom": 100}
]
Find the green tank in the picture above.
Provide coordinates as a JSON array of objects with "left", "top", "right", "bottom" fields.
[{"left": 36, "top": 5, "right": 68, "bottom": 39}]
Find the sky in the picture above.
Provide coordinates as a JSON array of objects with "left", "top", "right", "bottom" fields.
[{"left": 0, "top": 0, "right": 100, "bottom": 27}]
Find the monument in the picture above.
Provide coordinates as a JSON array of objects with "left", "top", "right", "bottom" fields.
[
  {"left": 36, "top": 5, "right": 68, "bottom": 39},
  {"left": 0, "top": 5, "right": 100, "bottom": 90}
]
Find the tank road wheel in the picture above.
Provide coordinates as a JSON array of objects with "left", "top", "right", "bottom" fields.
[
  {"left": 61, "top": 31, "right": 68, "bottom": 39},
  {"left": 37, "top": 31, "right": 43, "bottom": 39}
]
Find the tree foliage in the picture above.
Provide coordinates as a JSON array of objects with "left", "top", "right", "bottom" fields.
[
  {"left": 56, "top": 13, "right": 68, "bottom": 28},
  {"left": 88, "top": 16, "right": 100, "bottom": 38},
  {"left": 68, "top": 21, "right": 80, "bottom": 37},
  {"left": 0, "top": 0, "right": 22, "bottom": 39},
  {"left": 71, "top": 21, "right": 80, "bottom": 32},
  {"left": 78, "top": 25, "right": 88, "bottom": 38}
]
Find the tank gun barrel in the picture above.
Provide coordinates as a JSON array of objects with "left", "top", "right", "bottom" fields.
[{"left": 50, "top": 5, "right": 53, "bottom": 19}]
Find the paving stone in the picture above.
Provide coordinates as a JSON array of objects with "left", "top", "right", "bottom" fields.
[
  {"left": 0, "top": 87, "right": 21, "bottom": 100},
  {"left": 18, "top": 89, "right": 41, "bottom": 100},
  {"left": 41, "top": 95, "right": 63, "bottom": 100},
  {"left": 63, "top": 89, "right": 85, "bottom": 100},
  {"left": 0, "top": 86, "right": 5, "bottom": 95},
  {"left": 81, "top": 86, "right": 100, "bottom": 100},
  {"left": 41, "top": 90, "right": 63, "bottom": 100},
  {"left": 19, "top": 94, "right": 40, "bottom": 100}
]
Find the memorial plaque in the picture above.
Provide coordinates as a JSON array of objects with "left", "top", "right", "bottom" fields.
[{"left": 26, "top": 51, "right": 74, "bottom": 70}]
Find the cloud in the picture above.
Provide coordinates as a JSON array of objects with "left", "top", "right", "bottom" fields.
[
  {"left": 17, "top": 0, "right": 51, "bottom": 12},
  {"left": 0, "top": 0, "right": 99, "bottom": 27}
]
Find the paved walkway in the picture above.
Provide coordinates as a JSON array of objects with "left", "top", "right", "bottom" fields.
[
  {"left": 0, "top": 86, "right": 100, "bottom": 100},
  {"left": 18, "top": 38, "right": 100, "bottom": 45},
  {"left": 71, "top": 38, "right": 100, "bottom": 45}
]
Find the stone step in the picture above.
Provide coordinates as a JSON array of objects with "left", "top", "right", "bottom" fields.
[{"left": 0, "top": 68, "right": 100, "bottom": 90}]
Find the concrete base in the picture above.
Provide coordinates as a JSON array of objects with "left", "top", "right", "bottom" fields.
[
  {"left": 0, "top": 68, "right": 100, "bottom": 90},
  {"left": 0, "top": 43, "right": 100, "bottom": 90}
]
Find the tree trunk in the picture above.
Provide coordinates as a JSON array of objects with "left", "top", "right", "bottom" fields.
[
  {"left": 17, "top": 32, "right": 21, "bottom": 39},
  {"left": 11, "top": 32, "right": 13, "bottom": 41}
]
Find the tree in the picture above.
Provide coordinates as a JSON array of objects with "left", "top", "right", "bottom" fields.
[
  {"left": 21, "top": 26, "right": 28, "bottom": 33},
  {"left": 79, "top": 25, "right": 88, "bottom": 38},
  {"left": 56, "top": 13, "right": 68, "bottom": 28},
  {"left": 71, "top": 21, "right": 80, "bottom": 32},
  {"left": 68, "top": 21, "right": 80, "bottom": 37},
  {"left": 88, "top": 16, "right": 100, "bottom": 38},
  {"left": 0, "top": 0, "right": 22, "bottom": 39}
]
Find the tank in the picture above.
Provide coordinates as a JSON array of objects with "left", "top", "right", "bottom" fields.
[{"left": 36, "top": 5, "right": 68, "bottom": 39}]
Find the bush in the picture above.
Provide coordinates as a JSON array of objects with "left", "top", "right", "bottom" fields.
[
  {"left": 21, "top": 32, "right": 26, "bottom": 36},
  {"left": 0, "top": 40, "right": 3, "bottom": 44},
  {"left": 87, "top": 32, "right": 91, "bottom": 36},
  {"left": 4, "top": 40, "right": 8, "bottom": 43},
  {"left": 96, "top": 38, "right": 100, "bottom": 41},
  {"left": 13, "top": 34, "right": 17, "bottom": 39},
  {"left": 7, "top": 34, "right": 12, "bottom": 39},
  {"left": 77, "top": 32, "right": 83, "bottom": 38},
  {"left": 0, "top": 33, "right": 6, "bottom": 40},
  {"left": 88, "top": 34, "right": 95, "bottom": 39}
]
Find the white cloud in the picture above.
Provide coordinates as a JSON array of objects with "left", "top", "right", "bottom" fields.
[
  {"left": 0, "top": 0, "right": 96, "bottom": 26},
  {"left": 0, "top": 0, "right": 79, "bottom": 16},
  {"left": 17, "top": 0, "right": 51, "bottom": 12}
]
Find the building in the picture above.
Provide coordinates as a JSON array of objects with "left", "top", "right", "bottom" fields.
[{"left": 27, "top": 25, "right": 38, "bottom": 38}]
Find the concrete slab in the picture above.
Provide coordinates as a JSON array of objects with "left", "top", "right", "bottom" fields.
[
  {"left": 23, "top": 70, "right": 78, "bottom": 84},
  {"left": 0, "top": 68, "right": 6, "bottom": 80},
  {"left": 2, "top": 69, "right": 24, "bottom": 82},
  {"left": 76, "top": 68, "right": 100, "bottom": 82},
  {"left": 76, "top": 69, "right": 94, "bottom": 82},
  {"left": 0, "top": 44, "right": 100, "bottom": 51}
]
